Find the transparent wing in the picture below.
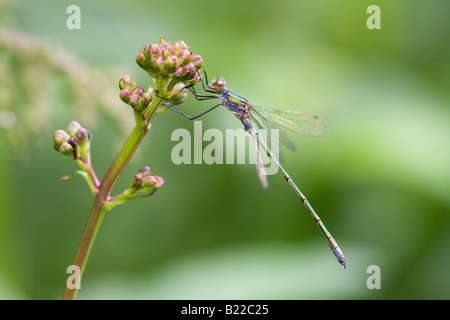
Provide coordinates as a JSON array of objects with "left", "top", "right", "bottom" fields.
[
  {"left": 251, "top": 106, "right": 328, "bottom": 137},
  {"left": 250, "top": 112, "right": 292, "bottom": 161},
  {"left": 250, "top": 113, "right": 295, "bottom": 154}
]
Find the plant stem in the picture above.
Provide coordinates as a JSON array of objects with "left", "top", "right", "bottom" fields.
[
  {"left": 62, "top": 98, "right": 163, "bottom": 300},
  {"left": 62, "top": 197, "right": 107, "bottom": 300}
]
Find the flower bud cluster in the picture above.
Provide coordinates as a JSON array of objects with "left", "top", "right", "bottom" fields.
[
  {"left": 119, "top": 75, "right": 153, "bottom": 111},
  {"left": 53, "top": 121, "right": 91, "bottom": 161},
  {"left": 131, "top": 166, "right": 164, "bottom": 191},
  {"left": 53, "top": 129, "right": 73, "bottom": 156},
  {"left": 121, "top": 166, "right": 164, "bottom": 200},
  {"left": 136, "top": 36, "right": 203, "bottom": 85}
]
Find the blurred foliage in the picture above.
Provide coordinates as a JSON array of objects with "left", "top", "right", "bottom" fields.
[
  {"left": 0, "top": 0, "right": 449, "bottom": 299},
  {"left": 0, "top": 27, "right": 133, "bottom": 159}
]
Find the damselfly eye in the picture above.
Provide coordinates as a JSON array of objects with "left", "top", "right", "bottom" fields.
[{"left": 210, "top": 78, "right": 225, "bottom": 92}]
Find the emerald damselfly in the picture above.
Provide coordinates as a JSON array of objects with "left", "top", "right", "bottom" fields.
[{"left": 166, "top": 72, "right": 346, "bottom": 269}]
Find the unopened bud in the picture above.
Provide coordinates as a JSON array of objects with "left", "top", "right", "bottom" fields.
[
  {"left": 53, "top": 129, "right": 74, "bottom": 156},
  {"left": 119, "top": 75, "right": 136, "bottom": 90},
  {"left": 131, "top": 174, "right": 144, "bottom": 189},
  {"left": 191, "top": 72, "right": 201, "bottom": 83},
  {"left": 191, "top": 55, "right": 203, "bottom": 70},
  {"left": 164, "top": 55, "right": 179, "bottom": 73},
  {"left": 155, "top": 56, "right": 165, "bottom": 74},
  {"left": 181, "top": 63, "right": 197, "bottom": 80},
  {"left": 138, "top": 166, "right": 151, "bottom": 176},
  {"left": 76, "top": 127, "right": 91, "bottom": 142},
  {"left": 149, "top": 43, "right": 161, "bottom": 56},
  {"left": 53, "top": 130, "right": 70, "bottom": 147},
  {"left": 138, "top": 92, "right": 152, "bottom": 109},
  {"left": 58, "top": 142, "right": 74, "bottom": 156},
  {"left": 178, "top": 49, "right": 192, "bottom": 65},
  {"left": 169, "top": 87, "right": 188, "bottom": 105},
  {"left": 67, "top": 121, "right": 82, "bottom": 136},
  {"left": 119, "top": 88, "right": 132, "bottom": 103},
  {"left": 174, "top": 66, "right": 183, "bottom": 78},
  {"left": 136, "top": 51, "right": 153, "bottom": 74},
  {"left": 129, "top": 93, "right": 140, "bottom": 106},
  {"left": 68, "top": 136, "right": 79, "bottom": 148}
]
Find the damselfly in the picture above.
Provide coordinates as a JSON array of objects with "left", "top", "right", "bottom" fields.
[{"left": 166, "top": 71, "right": 346, "bottom": 269}]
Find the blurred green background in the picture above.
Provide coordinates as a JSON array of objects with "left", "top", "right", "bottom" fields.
[{"left": 1, "top": 0, "right": 449, "bottom": 299}]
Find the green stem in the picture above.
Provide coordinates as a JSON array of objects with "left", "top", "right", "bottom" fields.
[
  {"left": 62, "top": 98, "right": 163, "bottom": 300},
  {"left": 62, "top": 198, "right": 107, "bottom": 300}
]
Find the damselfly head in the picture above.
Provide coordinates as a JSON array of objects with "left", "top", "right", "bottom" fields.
[{"left": 209, "top": 78, "right": 226, "bottom": 92}]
